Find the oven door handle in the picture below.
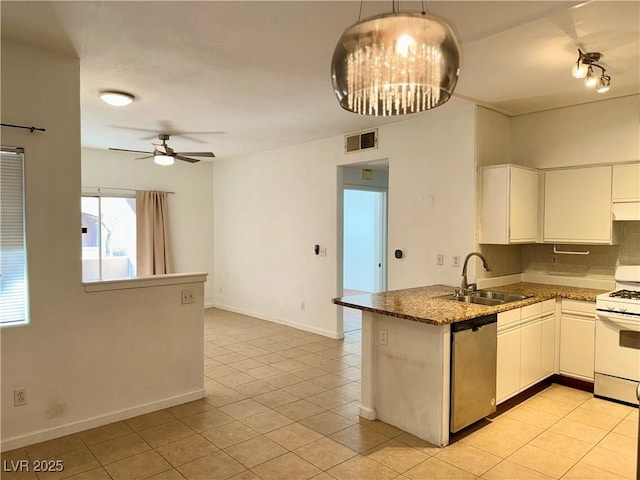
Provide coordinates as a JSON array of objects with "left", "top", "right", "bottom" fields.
[{"left": 597, "top": 312, "right": 640, "bottom": 331}]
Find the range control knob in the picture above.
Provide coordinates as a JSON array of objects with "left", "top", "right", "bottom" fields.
[
  {"left": 608, "top": 304, "right": 616, "bottom": 311},
  {"left": 618, "top": 305, "right": 627, "bottom": 313}
]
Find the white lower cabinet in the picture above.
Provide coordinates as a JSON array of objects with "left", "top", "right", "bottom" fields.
[
  {"left": 540, "top": 315, "right": 556, "bottom": 378},
  {"left": 497, "top": 326, "right": 521, "bottom": 402},
  {"left": 520, "top": 318, "right": 542, "bottom": 389},
  {"left": 559, "top": 299, "right": 595, "bottom": 381},
  {"left": 497, "top": 299, "right": 556, "bottom": 404}
]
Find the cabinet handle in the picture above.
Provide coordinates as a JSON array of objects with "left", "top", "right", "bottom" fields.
[{"left": 554, "top": 244, "right": 590, "bottom": 255}]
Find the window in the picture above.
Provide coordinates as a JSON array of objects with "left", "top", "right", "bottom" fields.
[
  {"left": 81, "top": 195, "right": 137, "bottom": 281},
  {"left": 1, "top": 148, "right": 28, "bottom": 326}
]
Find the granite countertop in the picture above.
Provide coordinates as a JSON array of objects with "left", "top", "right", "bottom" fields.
[{"left": 332, "top": 282, "right": 606, "bottom": 326}]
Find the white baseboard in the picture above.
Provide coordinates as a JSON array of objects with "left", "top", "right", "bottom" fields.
[
  {"left": 359, "top": 405, "right": 377, "bottom": 420},
  {"left": 1, "top": 389, "right": 205, "bottom": 453},
  {"left": 213, "top": 303, "right": 341, "bottom": 339}
]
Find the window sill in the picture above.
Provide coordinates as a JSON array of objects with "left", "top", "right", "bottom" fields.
[{"left": 84, "top": 272, "right": 208, "bottom": 293}]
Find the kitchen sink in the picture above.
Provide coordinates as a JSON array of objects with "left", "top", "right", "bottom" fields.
[
  {"left": 470, "top": 291, "right": 531, "bottom": 302},
  {"left": 438, "top": 295, "right": 503, "bottom": 306},
  {"left": 438, "top": 291, "right": 531, "bottom": 306}
]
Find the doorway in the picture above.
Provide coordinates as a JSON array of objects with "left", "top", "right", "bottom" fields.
[{"left": 338, "top": 165, "right": 389, "bottom": 334}]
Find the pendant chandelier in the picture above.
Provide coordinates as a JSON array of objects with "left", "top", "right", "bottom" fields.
[{"left": 331, "top": 5, "right": 461, "bottom": 116}]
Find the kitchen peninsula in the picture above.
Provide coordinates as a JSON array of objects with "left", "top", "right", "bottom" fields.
[{"left": 333, "top": 283, "right": 603, "bottom": 446}]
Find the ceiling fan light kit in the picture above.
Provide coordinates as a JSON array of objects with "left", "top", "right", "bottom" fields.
[
  {"left": 154, "top": 154, "right": 175, "bottom": 166},
  {"left": 331, "top": 5, "right": 461, "bottom": 116},
  {"left": 99, "top": 91, "right": 135, "bottom": 106},
  {"left": 571, "top": 49, "right": 611, "bottom": 94}
]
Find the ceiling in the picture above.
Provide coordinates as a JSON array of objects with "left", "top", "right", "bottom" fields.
[{"left": 1, "top": 1, "right": 638, "bottom": 160}]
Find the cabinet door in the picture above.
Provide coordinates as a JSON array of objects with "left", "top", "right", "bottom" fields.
[
  {"left": 480, "top": 165, "right": 538, "bottom": 244},
  {"left": 509, "top": 167, "right": 538, "bottom": 242},
  {"left": 540, "top": 314, "right": 556, "bottom": 378},
  {"left": 559, "top": 315, "right": 595, "bottom": 381},
  {"left": 497, "top": 327, "right": 521, "bottom": 403},
  {"left": 544, "top": 166, "right": 612, "bottom": 244},
  {"left": 520, "top": 319, "right": 542, "bottom": 389},
  {"left": 612, "top": 164, "right": 640, "bottom": 201}
]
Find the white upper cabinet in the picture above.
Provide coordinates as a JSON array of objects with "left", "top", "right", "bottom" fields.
[
  {"left": 480, "top": 165, "right": 539, "bottom": 244},
  {"left": 612, "top": 163, "right": 640, "bottom": 221},
  {"left": 612, "top": 163, "right": 640, "bottom": 201},
  {"left": 543, "top": 166, "right": 614, "bottom": 244}
]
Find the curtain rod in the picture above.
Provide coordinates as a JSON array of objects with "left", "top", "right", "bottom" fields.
[
  {"left": 1, "top": 123, "right": 46, "bottom": 133},
  {"left": 82, "top": 186, "right": 175, "bottom": 194}
]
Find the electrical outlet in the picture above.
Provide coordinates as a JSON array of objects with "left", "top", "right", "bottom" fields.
[
  {"left": 379, "top": 329, "right": 388, "bottom": 346},
  {"left": 14, "top": 388, "right": 27, "bottom": 407},
  {"left": 452, "top": 255, "right": 460, "bottom": 267},
  {"left": 436, "top": 254, "right": 444, "bottom": 266},
  {"left": 181, "top": 290, "right": 195, "bottom": 304},
  {"left": 301, "top": 302, "right": 306, "bottom": 311},
  {"left": 219, "top": 286, "right": 223, "bottom": 294}
]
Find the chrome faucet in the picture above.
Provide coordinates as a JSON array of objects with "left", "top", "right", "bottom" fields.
[{"left": 460, "top": 252, "right": 491, "bottom": 294}]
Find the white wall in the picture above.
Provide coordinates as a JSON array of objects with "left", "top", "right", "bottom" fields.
[
  {"left": 213, "top": 103, "right": 477, "bottom": 338},
  {"left": 1, "top": 41, "right": 205, "bottom": 451},
  {"left": 81, "top": 149, "right": 215, "bottom": 305},
  {"left": 476, "top": 107, "right": 511, "bottom": 167},
  {"left": 511, "top": 95, "right": 640, "bottom": 168}
]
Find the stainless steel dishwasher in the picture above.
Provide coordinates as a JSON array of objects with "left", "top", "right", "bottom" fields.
[{"left": 450, "top": 314, "right": 497, "bottom": 433}]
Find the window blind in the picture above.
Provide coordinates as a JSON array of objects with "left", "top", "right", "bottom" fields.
[{"left": 1, "top": 149, "right": 28, "bottom": 325}]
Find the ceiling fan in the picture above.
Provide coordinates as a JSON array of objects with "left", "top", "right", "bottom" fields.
[{"left": 109, "top": 134, "right": 215, "bottom": 165}]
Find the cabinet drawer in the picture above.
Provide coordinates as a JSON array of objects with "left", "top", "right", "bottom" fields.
[
  {"left": 541, "top": 299, "right": 555, "bottom": 314},
  {"left": 521, "top": 302, "right": 542, "bottom": 321},
  {"left": 498, "top": 308, "right": 521, "bottom": 328},
  {"left": 561, "top": 299, "right": 595, "bottom": 316}
]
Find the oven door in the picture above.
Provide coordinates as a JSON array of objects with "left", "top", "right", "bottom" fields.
[{"left": 595, "top": 311, "right": 640, "bottom": 381}]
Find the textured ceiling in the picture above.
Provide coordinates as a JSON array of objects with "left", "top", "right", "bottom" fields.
[{"left": 1, "top": 1, "right": 638, "bottom": 159}]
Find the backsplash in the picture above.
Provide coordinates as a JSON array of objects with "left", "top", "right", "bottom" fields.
[
  {"left": 521, "top": 243, "right": 618, "bottom": 279},
  {"left": 478, "top": 222, "right": 640, "bottom": 281},
  {"left": 478, "top": 244, "right": 523, "bottom": 277},
  {"left": 617, "top": 222, "right": 640, "bottom": 265}
]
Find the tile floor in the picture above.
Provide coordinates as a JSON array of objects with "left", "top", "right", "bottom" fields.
[{"left": 3, "top": 307, "right": 638, "bottom": 480}]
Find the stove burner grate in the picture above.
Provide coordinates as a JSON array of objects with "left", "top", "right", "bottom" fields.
[{"left": 609, "top": 289, "right": 640, "bottom": 300}]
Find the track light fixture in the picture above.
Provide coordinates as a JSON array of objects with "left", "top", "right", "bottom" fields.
[{"left": 571, "top": 49, "right": 610, "bottom": 94}]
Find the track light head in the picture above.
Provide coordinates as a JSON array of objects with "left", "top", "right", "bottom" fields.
[{"left": 596, "top": 75, "right": 611, "bottom": 94}]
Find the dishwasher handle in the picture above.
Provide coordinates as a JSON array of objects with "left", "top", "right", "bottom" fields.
[{"left": 452, "top": 314, "right": 497, "bottom": 333}]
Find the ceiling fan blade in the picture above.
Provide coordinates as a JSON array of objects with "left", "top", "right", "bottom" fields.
[
  {"left": 144, "top": 131, "right": 226, "bottom": 142},
  {"left": 135, "top": 155, "right": 154, "bottom": 160},
  {"left": 175, "top": 151, "right": 215, "bottom": 158},
  {"left": 174, "top": 155, "right": 200, "bottom": 164},
  {"left": 109, "top": 147, "right": 154, "bottom": 155}
]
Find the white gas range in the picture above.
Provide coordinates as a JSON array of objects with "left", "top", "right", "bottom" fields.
[{"left": 595, "top": 265, "right": 640, "bottom": 406}]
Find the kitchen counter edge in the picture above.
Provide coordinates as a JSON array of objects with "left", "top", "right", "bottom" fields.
[{"left": 332, "top": 282, "right": 605, "bottom": 326}]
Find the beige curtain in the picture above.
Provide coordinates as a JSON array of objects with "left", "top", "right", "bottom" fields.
[{"left": 136, "top": 190, "right": 174, "bottom": 275}]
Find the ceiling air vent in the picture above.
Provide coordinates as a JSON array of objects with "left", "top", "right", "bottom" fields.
[{"left": 345, "top": 129, "right": 378, "bottom": 154}]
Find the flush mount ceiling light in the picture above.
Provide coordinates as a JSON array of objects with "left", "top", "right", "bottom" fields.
[
  {"left": 153, "top": 154, "right": 175, "bottom": 166},
  {"left": 99, "top": 91, "right": 135, "bottom": 106},
  {"left": 571, "top": 49, "right": 611, "bottom": 94},
  {"left": 331, "top": 2, "right": 461, "bottom": 116}
]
